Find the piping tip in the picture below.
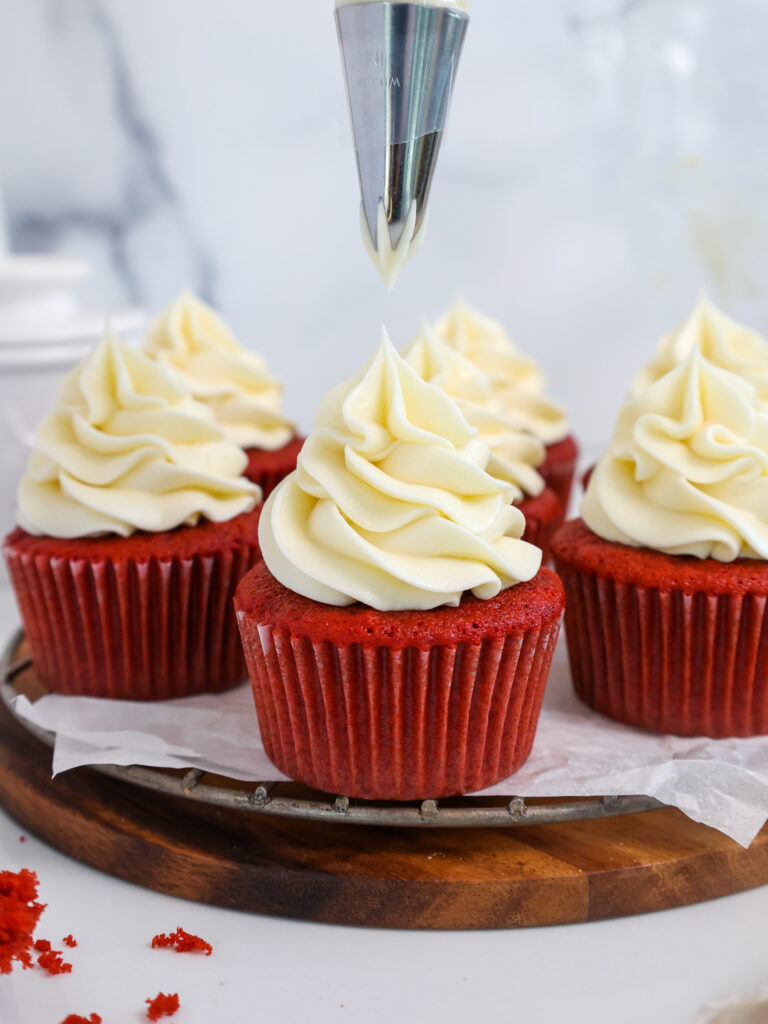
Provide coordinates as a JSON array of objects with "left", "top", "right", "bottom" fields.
[
  {"left": 336, "top": 1, "right": 469, "bottom": 289},
  {"left": 361, "top": 199, "right": 428, "bottom": 292}
]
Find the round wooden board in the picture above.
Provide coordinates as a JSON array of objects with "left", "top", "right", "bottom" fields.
[{"left": 2, "top": 676, "right": 768, "bottom": 930}]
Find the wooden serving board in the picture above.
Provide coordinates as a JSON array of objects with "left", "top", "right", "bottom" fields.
[{"left": 2, "top": 662, "right": 768, "bottom": 929}]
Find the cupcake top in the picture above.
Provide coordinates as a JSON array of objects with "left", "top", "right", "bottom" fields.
[
  {"left": 404, "top": 328, "right": 545, "bottom": 501},
  {"left": 582, "top": 346, "right": 768, "bottom": 561},
  {"left": 259, "top": 332, "right": 542, "bottom": 610},
  {"left": 632, "top": 295, "right": 768, "bottom": 402},
  {"left": 419, "top": 301, "right": 569, "bottom": 444},
  {"left": 17, "top": 333, "right": 260, "bottom": 538},
  {"left": 143, "top": 291, "right": 295, "bottom": 451}
]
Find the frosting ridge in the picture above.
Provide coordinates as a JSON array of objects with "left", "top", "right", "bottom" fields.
[
  {"left": 143, "top": 291, "right": 295, "bottom": 451},
  {"left": 423, "top": 301, "right": 569, "bottom": 443},
  {"left": 17, "top": 333, "right": 260, "bottom": 538},
  {"left": 404, "top": 329, "right": 545, "bottom": 501},
  {"left": 582, "top": 347, "right": 768, "bottom": 561},
  {"left": 259, "top": 331, "right": 541, "bottom": 610},
  {"left": 361, "top": 200, "right": 428, "bottom": 293},
  {"left": 632, "top": 295, "right": 768, "bottom": 403}
]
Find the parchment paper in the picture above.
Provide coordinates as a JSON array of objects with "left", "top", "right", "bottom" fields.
[{"left": 14, "top": 639, "right": 768, "bottom": 848}]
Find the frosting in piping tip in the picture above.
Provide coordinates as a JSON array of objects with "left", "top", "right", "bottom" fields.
[
  {"left": 143, "top": 291, "right": 295, "bottom": 451},
  {"left": 17, "top": 333, "right": 260, "bottom": 538},
  {"left": 582, "top": 346, "right": 768, "bottom": 562},
  {"left": 404, "top": 328, "right": 545, "bottom": 501},
  {"left": 361, "top": 200, "right": 428, "bottom": 293},
  {"left": 422, "top": 301, "right": 569, "bottom": 444},
  {"left": 259, "top": 330, "right": 541, "bottom": 610},
  {"left": 632, "top": 294, "right": 768, "bottom": 404}
]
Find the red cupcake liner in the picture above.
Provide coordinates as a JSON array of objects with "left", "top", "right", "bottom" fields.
[
  {"left": 4, "top": 515, "right": 262, "bottom": 700},
  {"left": 539, "top": 434, "right": 579, "bottom": 519},
  {"left": 236, "top": 565, "right": 564, "bottom": 800},
  {"left": 519, "top": 486, "right": 561, "bottom": 560},
  {"left": 244, "top": 436, "right": 304, "bottom": 498},
  {"left": 553, "top": 520, "right": 768, "bottom": 737}
]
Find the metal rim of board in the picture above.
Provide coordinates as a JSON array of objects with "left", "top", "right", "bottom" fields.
[{"left": 1, "top": 628, "right": 663, "bottom": 829}]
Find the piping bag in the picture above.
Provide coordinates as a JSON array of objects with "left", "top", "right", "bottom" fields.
[{"left": 335, "top": 0, "right": 470, "bottom": 290}]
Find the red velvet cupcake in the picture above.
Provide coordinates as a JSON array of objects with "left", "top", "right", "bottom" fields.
[
  {"left": 405, "top": 326, "right": 559, "bottom": 557},
  {"left": 237, "top": 334, "right": 564, "bottom": 799},
  {"left": 411, "top": 301, "right": 577, "bottom": 530},
  {"left": 539, "top": 433, "right": 579, "bottom": 516},
  {"left": 5, "top": 511, "right": 260, "bottom": 700},
  {"left": 554, "top": 346, "right": 768, "bottom": 737},
  {"left": 553, "top": 519, "right": 768, "bottom": 736},
  {"left": 3, "top": 334, "right": 261, "bottom": 700},
  {"left": 244, "top": 435, "right": 304, "bottom": 497},
  {"left": 518, "top": 486, "right": 561, "bottom": 557},
  {"left": 143, "top": 290, "right": 299, "bottom": 495},
  {"left": 237, "top": 561, "right": 563, "bottom": 799}
]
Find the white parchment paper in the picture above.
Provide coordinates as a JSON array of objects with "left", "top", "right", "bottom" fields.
[{"left": 14, "top": 638, "right": 768, "bottom": 848}]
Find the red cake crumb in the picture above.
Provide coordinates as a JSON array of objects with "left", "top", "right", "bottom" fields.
[
  {"left": 62, "top": 934, "right": 78, "bottom": 948},
  {"left": 152, "top": 926, "right": 212, "bottom": 956},
  {"left": 33, "top": 938, "right": 51, "bottom": 952},
  {"left": 0, "top": 869, "right": 46, "bottom": 974},
  {"left": 146, "top": 992, "right": 180, "bottom": 1020},
  {"left": 37, "top": 947, "right": 72, "bottom": 975},
  {"left": 60, "top": 1015, "right": 101, "bottom": 1024},
  {"left": 19, "top": 835, "right": 26, "bottom": 843}
]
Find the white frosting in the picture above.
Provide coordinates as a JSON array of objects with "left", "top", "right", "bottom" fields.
[
  {"left": 337, "top": 0, "right": 468, "bottom": 10},
  {"left": 17, "top": 333, "right": 260, "bottom": 538},
  {"left": 424, "top": 302, "right": 570, "bottom": 444},
  {"left": 361, "top": 200, "right": 428, "bottom": 293},
  {"left": 404, "top": 329, "right": 545, "bottom": 501},
  {"left": 143, "top": 291, "right": 295, "bottom": 451},
  {"left": 582, "top": 347, "right": 768, "bottom": 562},
  {"left": 632, "top": 295, "right": 768, "bottom": 403},
  {"left": 259, "top": 331, "right": 541, "bottom": 610}
]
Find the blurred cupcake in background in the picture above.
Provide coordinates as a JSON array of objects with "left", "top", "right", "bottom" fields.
[
  {"left": 632, "top": 294, "right": 768, "bottom": 401},
  {"left": 404, "top": 328, "right": 560, "bottom": 558},
  {"left": 417, "top": 301, "right": 578, "bottom": 519},
  {"left": 3, "top": 333, "right": 262, "bottom": 700},
  {"left": 143, "top": 291, "right": 302, "bottom": 497}
]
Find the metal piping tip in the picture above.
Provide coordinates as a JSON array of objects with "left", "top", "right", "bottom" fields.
[{"left": 336, "top": 1, "right": 469, "bottom": 286}]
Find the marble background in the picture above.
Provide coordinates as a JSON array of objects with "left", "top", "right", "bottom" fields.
[{"left": 1, "top": 0, "right": 767, "bottom": 448}]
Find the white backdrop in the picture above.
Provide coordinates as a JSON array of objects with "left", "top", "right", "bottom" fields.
[{"left": 0, "top": 0, "right": 767, "bottom": 449}]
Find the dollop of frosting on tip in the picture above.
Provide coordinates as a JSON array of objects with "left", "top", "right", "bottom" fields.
[
  {"left": 423, "top": 301, "right": 569, "bottom": 444},
  {"left": 361, "top": 200, "right": 428, "bottom": 293},
  {"left": 259, "top": 330, "right": 541, "bottom": 610},
  {"left": 404, "top": 329, "right": 545, "bottom": 501},
  {"left": 632, "top": 294, "right": 768, "bottom": 403},
  {"left": 582, "top": 346, "right": 768, "bottom": 562},
  {"left": 143, "top": 290, "right": 295, "bottom": 451},
  {"left": 17, "top": 333, "right": 260, "bottom": 538}
]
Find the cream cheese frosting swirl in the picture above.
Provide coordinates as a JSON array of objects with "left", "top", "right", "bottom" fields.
[
  {"left": 143, "top": 291, "right": 295, "bottom": 451},
  {"left": 422, "top": 301, "right": 570, "bottom": 444},
  {"left": 404, "top": 329, "right": 545, "bottom": 501},
  {"left": 632, "top": 295, "right": 768, "bottom": 403},
  {"left": 17, "top": 333, "right": 260, "bottom": 538},
  {"left": 582, "top": 347, "right": 768, "bottom": 561},
  {"left": 259, "top": 332, "right": 542, "bottom": 610}
]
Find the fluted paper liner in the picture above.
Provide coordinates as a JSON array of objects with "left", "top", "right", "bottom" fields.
[
  {"left": 5, "top": 542, "right": 260, "bottom": 700},
  {"left": 239, "top": 616, "right": 561, "bottom": 800},
  {"left": 557, "top": 566, "right": 768, "bottom": 737}
]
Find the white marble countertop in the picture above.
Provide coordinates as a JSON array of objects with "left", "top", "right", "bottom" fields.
[{"left": 2, "top": 585, "right": 768, "bottom": 1024}]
